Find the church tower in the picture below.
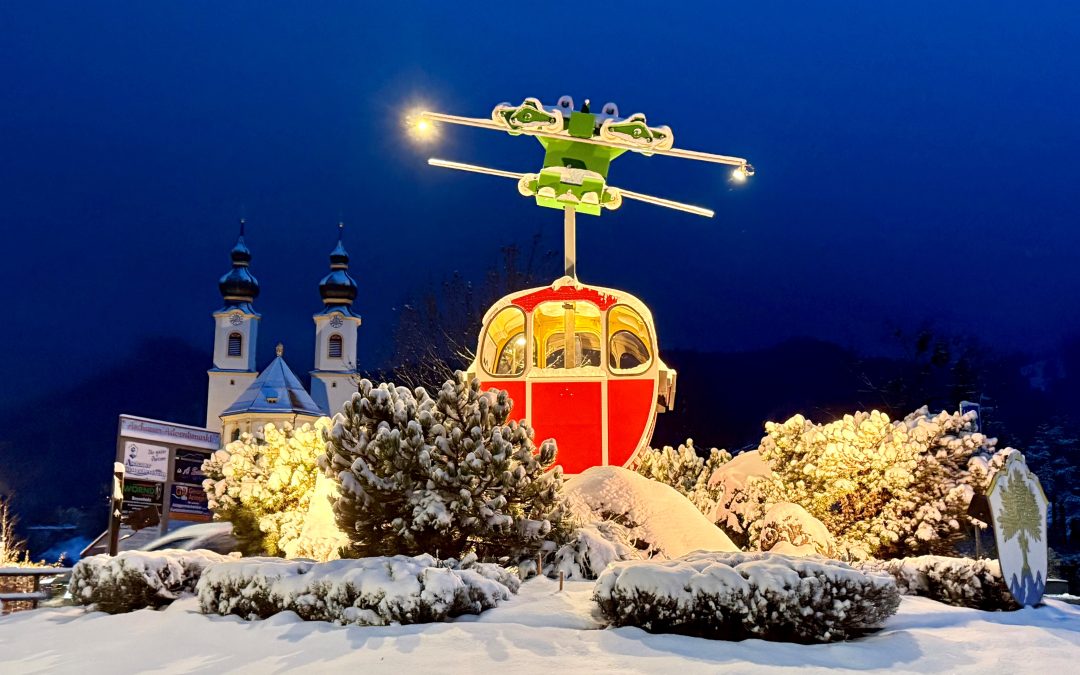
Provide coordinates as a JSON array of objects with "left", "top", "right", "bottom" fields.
[
  {"left": 310, "top": 222, "right": 361, "bottom": 416},
  {"left": 205, "top": 220, "right": 261, "bottom": 431}
]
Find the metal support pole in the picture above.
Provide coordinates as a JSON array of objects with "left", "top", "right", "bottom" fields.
[
  {"left": 108, "top": 465, "right": 125, "bottom": 556},
  {"left": 564, "top": 207, "right": 576, "bottom": 279}
]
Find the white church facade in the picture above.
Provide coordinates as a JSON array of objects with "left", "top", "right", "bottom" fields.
[{"left": 205, "top": 221, "right": 361, "bottom": 442}]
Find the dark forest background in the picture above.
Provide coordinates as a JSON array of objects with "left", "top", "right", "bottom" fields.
[{"left": 2, "top": 245, "right": 1079, "bottom": 556}]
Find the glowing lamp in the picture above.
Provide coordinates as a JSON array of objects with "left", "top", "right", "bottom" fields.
[{"left": 406, "top": 112, "right": 438, "bottom": 142}]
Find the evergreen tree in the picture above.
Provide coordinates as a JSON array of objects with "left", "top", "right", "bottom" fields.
[
  {"left": 322, "top": 376, "right": 568, "bottom": 561},
  {"left": 635, "top": 440, "right": 731, "bottom": 515},
  {"left": 202, "top": 420, "right": 332, "bottom": 557}
]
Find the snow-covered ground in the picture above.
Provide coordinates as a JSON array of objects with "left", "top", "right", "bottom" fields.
[{"left": 2, "top": 577, "right": 1078, "bottom": 674}]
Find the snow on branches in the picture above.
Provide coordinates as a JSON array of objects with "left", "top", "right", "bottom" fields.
[
  {"left": 71, "top": 550, "right": 231, "bottom": 613},
  {"left": 754, "top": 407, "right": 1013, "bottom": 560},
  {"left": 202, "top": 420, "right": 340, "bottom": 558},
  {"left": 322, "top": 376, "right": 568, "bottom": 562},
  {"left": 634, "top": 439, "right": 731, "bottom": 515},
  {"left": 197, "top": 554, "right": 517, "bottom": 625},
  {"left": 860, "top": 555, "right": 1019, "bottom": 610},
  {"left": 594, "top": 551, "right": 900, "bottom": 643}
]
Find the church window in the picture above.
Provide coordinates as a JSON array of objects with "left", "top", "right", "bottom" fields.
[
  {"left": 227, "top": 332, "right": 243, "bottom": 357},
  {"left": 328, "top": 334, "right": 343, "bottom": 359}
]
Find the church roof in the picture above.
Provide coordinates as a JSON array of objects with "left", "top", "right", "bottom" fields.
[
  {"left": 319, "top": 222, "right": 358, "bottom": 308},
  {"left": 218, "top": 219, "right": 260, "bottom": 311},
  {"left": 220, "top": 347, "right": 326, "bottom": 418}
]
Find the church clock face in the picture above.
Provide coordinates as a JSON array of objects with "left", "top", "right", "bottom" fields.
[
  {"left": 229, "top": 312, "right": 244, "bottom": 326},
  {"left": 329, "top": 315, "right": 344, "bottom": 328}
]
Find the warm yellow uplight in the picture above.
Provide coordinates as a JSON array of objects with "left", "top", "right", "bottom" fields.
[{"left": 731, "top": 165, "right": 748, "bottom": 183}]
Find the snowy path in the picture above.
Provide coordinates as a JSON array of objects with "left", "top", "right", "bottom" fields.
[{"left": 2, "top": 578, "right": 1079, "bottom": 674}]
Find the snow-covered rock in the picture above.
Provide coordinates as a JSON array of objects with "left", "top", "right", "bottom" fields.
[
  {"left": 564, "top": 466, "right": 739, "bottom": 560},
  {"left": 860, "top": 555, "right": 1019, "bottom": 610},
  {"left": 594, "top": 550, "right": 900, "bottom": 643},
  {"left": 70, "top": 549, "right": 231, "bottom": 613},
  {"left": 757, "top": 502, "right": 836, "bottom": 557},
  {"left": 197, "top": 554, "right": 517, "bottom": 625}
]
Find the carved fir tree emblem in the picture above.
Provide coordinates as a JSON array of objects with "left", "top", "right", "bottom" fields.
[
  {"left": 996, "top": 469, "right": 1042, "bottom": 579},
  {"left": 987, "top": 453, "right": 1048, "bottom": 606}
]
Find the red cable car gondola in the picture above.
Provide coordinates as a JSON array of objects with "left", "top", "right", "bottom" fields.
[
  {"left": 467, "top": 275, "right": 676, "bottom": 473},
  {"left": 419, "top": 96, "right": 752, "bottom": 472}
]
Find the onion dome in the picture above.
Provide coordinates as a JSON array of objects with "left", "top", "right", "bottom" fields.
[
  {"left": 218, "top": 219, "right": 260, "bottom": 306},
  {"left": 319, "top": 222, "right": 357, "bottom": 307}
]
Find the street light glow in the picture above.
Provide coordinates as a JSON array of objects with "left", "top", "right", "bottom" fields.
[{"left": 406, "top": 110, "right": 438, "bottom": 142}]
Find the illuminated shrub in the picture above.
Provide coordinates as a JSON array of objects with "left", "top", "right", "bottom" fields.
[
  {"left": 635, "top": 439, "right": 731, "bottom": 515},
  {"left": 753, "top": 408, "right": 1014, "bottom": 560}
]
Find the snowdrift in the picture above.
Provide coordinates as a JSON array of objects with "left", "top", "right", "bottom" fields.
[
  {"left": 197, "top": 554, "right": 518, "bottom": 625},
  {"left": 595, "top": 550, "right": 900, "bottom": 643},
  {"left": 564, "top": 466, "right": 739, "bottom": 559}
]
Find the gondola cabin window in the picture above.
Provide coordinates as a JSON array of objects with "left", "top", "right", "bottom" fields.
[
  {"left": 533, "top": 300, "right": 602, "bottom": 369},
  {"left": 608, "top": 305, "right": 652, "bottom": 374},
  {"left": 481, "top": 306, "right": 527, "bottom": 376}
]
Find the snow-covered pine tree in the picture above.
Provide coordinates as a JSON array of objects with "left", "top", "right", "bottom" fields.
[
  {"left": 322, "top": 376, "right": 568, "bottom": 562},
  {"left": 634, "top": 439, "right": 731, "bottom": 515},
  {"left": 756, "top": 407, "right": 1013, "bottom": 560},
  {"left": 202, "top": 420, "right": 332, "bottom": 557}
]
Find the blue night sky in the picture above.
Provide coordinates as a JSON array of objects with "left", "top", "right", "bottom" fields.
[{"left": 3, "top": 2, "right": 1080, "bottom": 409}]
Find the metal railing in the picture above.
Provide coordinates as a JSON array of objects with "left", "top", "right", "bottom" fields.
[{"left": 0, "top": 567, "right": 74, "bottom": 613}]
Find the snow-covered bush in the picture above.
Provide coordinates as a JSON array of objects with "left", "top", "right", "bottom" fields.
[
  {"left": 552, "top": 521, "right": 636, "bottom": 580},
  {"left": 707, "top": 450, "right": 772, "bottom": 549},
  {"left": 860, "top": 555, "right": 1019, "bottom": 610},
  {"left": 322, "top": 376, "right": 568, "bottom": 562},
  {"left": 553, "top": 467, "right": 738, "bottom": 579},
  {"left": 758, "top": 503, "right": 837, "bottom": 557},
  {"left": 203, "top": 419, "right": 341, "bottom": 558},
  {"left": 635, "top": 440, "right": 731, "bottom": 515},
  {"left": 70, "top": 550, "right": 230, "bottom": 613},
  {"left": 755, "top": 408, "right": 1013, "bottom": 560},
  {"left": 594, "top": 551, "right": 900, "bottom": 643},
  {"left": 197, "top": 554, "right": 517, "bottom": 625}
]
